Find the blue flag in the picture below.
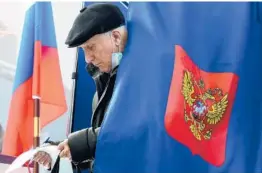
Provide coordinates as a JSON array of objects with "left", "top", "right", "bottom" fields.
[{"left": 95, "top": 2, "right": 262, "bottom": 173}]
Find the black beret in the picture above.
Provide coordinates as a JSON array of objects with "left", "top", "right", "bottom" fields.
[{"left": 65, "top": 3, "right": 125, "bottom": 48}]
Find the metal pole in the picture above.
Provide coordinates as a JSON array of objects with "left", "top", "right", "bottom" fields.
[
  {"left": 67, "top": 1, "right": 85, "bottom": 135},
  {"left": 67, "top": 47, "right": 79, "bottom": 135}
]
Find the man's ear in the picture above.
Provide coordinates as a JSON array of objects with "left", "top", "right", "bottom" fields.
[{"left": 111, "top": 30, "right": 121, "bottom": 46}]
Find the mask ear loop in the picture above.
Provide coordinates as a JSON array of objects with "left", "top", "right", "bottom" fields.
[
  {"left": 109, "top": 31, "right": 120, "bottom": 53},
  {"left": 108, "top": 31, "right": 119, "bottom": 71},
  {"left": 109, "top": 31, "right": 114, "bottom": 54}
]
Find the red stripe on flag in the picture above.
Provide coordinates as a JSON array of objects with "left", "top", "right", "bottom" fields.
[
  {"left": 2, "top": 41, "right": 67, "bottom": 156},
  {"left": 2, "top": 78, "right": 34, "bottom": 156}
]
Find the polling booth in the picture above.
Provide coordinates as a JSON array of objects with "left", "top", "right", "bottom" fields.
[
  {"left": 93, "top": 2, "right": 262, "bottom": 173},
  {"left": 2, "top": 2, "right": 262, "bottom": 173},
  {"left": 0, "top": 2, "right": 128, "bottom": 173}
]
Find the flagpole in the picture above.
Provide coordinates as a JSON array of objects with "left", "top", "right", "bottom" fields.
[{"left": 33, "top": 95, "right": 40, "bottom": 173}]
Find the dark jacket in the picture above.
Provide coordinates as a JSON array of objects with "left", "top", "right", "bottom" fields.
[
  {"left": 68, "top": 64, "right": 118, "bottom": 171},
  {"left": 47, "top": 64, "right": 117, "bottom": 172}
]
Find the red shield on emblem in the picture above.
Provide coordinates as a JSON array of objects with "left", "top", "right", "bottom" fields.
[{"left": 164, "top": 45, "right": 239, "bottom": 166}]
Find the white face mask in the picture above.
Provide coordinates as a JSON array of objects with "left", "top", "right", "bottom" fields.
[{"left": 111, "top": 52, "right": 123, "bottom": 70}]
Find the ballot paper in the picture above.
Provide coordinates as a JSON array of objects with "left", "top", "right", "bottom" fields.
[
  {"left": 5, "top": 144, "right": 74, "bottom": 173},
  {"left": 4, "top": 132, "right": 48, "bottom": 173},
  {"left": 5, "top": 131, "right": 73, "bottom": 173},
  {"left": 5, "top": 145, "right": 60, "bottom": 173}
]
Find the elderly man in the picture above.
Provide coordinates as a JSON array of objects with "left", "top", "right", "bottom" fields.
[{"left": 33, "top": 3, "right": 128, "bottom": 172}]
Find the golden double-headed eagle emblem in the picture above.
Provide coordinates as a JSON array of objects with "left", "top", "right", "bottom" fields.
[{"left": 182, "top": 70, "right": 229, "bottom": 141}]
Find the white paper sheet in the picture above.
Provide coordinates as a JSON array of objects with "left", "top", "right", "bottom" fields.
[{"left": 5, "top": 145, "right": 60, "bottom": 173}]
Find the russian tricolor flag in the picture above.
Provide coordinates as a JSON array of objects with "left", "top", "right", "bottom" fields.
[{"left": 2, "top": 2, "right": 67, "bottom": 156}]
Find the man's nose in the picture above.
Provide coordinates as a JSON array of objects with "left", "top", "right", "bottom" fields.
[
  {"left": 84, "top": 53, "right": 95, "bottom": 63},
  {"left": 85, "top": 56, "right": 93, "bottom": 63}
]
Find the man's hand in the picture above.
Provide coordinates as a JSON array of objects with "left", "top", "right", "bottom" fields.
[
  {"left": 33, "top": 151, "right": 52, "bottom": 169},
  {"left": 57, "top": 139, "right": 72, "bottom": 159},
  {"left": 32, "top": 139, "right": 71, "bottom": 170}
]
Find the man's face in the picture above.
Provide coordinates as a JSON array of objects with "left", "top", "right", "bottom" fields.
[{"left": 80, "top": 31, "right": 121, "bottom": 73}]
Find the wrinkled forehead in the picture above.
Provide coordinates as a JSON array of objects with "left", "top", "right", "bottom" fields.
[{"left": 80, "top": 32, "right": 110, "bottom": 48}]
